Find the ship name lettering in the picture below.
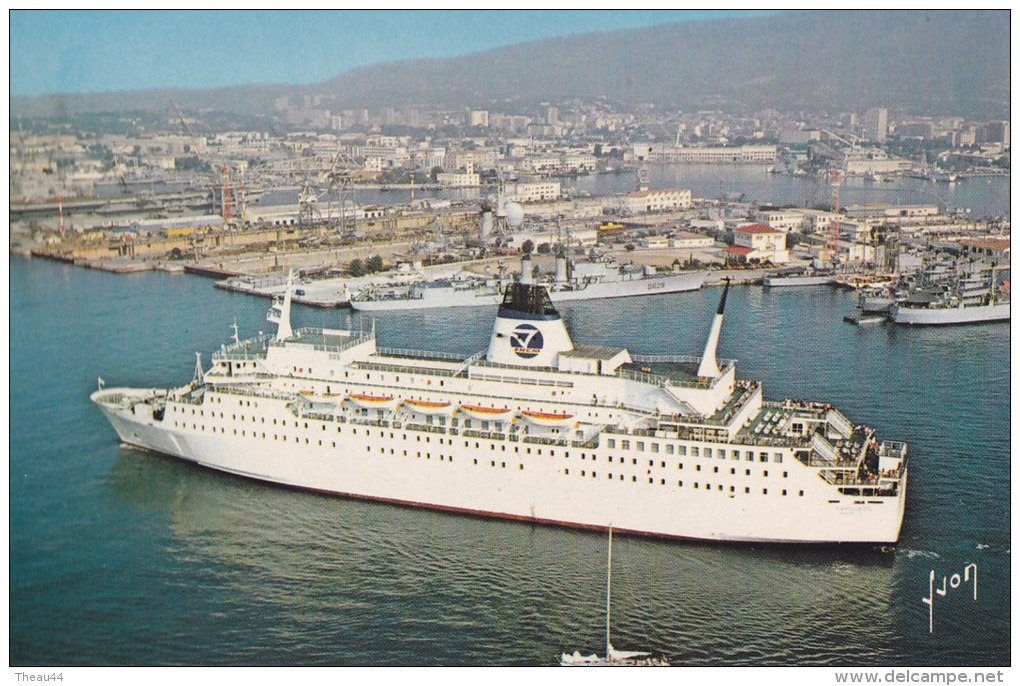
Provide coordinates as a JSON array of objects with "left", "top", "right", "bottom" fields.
[{"left": 922, "top": 563, "right": 977, "bottom": 634}]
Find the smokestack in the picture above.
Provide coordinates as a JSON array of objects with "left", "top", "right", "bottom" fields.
[
  {"left": 697, "top": 279, "right": 730, "bottom": 380},
  {"left": 555, "top": 254, "right": 568, "bottom": 283},
  {"left": 521, "top": 253, "right": 533, "bottom": 285}
]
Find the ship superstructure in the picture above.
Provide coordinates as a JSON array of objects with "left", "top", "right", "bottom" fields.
[{"left": 93, "top": 275, "right": 907, "bottom": 543}]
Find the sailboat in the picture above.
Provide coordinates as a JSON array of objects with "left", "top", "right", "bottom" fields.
[{"left": 559, "top": 527, "right": 671, "bottom": 666}]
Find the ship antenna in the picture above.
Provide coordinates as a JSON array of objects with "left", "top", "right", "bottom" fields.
[
  {"left": 231, "top": 319, "right": 240, "bottom": 346},
  {"left": 193, "top": 352, "right": 204, "bottom": 385},
  {"left": 697, "top": 278, "right": 730, "bottom": 380}
]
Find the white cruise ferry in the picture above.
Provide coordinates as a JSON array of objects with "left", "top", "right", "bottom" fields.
[{"left": 92, "top": 276, "right": 908, "bottom": 543}]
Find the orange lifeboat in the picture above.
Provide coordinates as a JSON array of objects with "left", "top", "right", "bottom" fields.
[
  {"left": 348, "top": 393, "right": 399, "bottom": 410},
  {"left": 459, "top": 404, "right": 514, "bottom": 421},
  {"left": 520, "top": 410, "right": 575, "bottom": 427},
  {"left": 403, "top": 399, "right": 454, "bottom": 416}
]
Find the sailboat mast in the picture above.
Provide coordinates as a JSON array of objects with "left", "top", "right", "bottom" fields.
[{"left": 606, "top": 525, "right": 613, "bottom": 657}]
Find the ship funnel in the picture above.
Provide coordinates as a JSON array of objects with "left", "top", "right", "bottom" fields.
[
  {"left": 486, "top": 282, "right": 574, "bottom": 367},
  {"left": 520, "top": 253, "right": 534, "bottom": 284},
  {"left": 555, "top": 253, "right": 569, "bottom": 283},
  {"left": 267, "top": 269, "right": 295, "bottom": 341},
  {"left": 696, "top": 279, "right": 730, "bottom": 379}
]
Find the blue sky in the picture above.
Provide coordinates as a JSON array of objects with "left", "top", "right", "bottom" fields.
[{"left": 10, "top": 10, "right": 781, "bottom": 97}]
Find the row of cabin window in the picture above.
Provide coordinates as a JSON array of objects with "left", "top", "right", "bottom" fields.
[
  {"left": 605, "top": 438, "right": 784, "bottom": 463},
  {"left": 563, "top": 469, "right": 803, "bottom": 495}
]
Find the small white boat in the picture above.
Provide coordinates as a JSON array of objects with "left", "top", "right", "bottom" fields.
[{"left": 560, "top": 527, "right": 670, "bottom": 666}]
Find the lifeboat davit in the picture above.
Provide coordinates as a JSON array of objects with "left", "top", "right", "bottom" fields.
[
  {"left": 348, "top": 393, "right": 399, "bottom": 410},
  {"left": 403, "top": 399, "right": 454, "bottom": 416},
  {"left": 520, "top": 410, "right": 575, "bottom": 427},
  {"left": 459, "top": 403, "right": 514, "bottom": 421}
]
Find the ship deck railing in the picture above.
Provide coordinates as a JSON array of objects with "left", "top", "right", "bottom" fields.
[
  {"left": 212, "top": 333, "right": 274, "bottom": 362},
  {"left": 272, "top": 328, "right": 373, "bottom": 355},
  {"left": 375, "top": 346, "right": 468, "bottom": 363},
  {"left": 356, "top": 359, "right": 460, "bottom": 378}
]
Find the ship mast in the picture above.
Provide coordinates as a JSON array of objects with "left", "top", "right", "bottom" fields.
[{"left": 697, "top": 278, "right": 730, "bottom": 379}]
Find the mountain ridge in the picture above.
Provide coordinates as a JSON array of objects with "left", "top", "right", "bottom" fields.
[{"left": 11, "top": 10, "right": 1009, "bottom": 120}]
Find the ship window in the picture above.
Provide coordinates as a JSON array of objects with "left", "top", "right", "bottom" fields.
[
  {"left": 696, "top": 465, "right": 701, "bottom": 472},
  {"left": 691, "top": 447, "right": 699, "bottom": 456},
  {"left": 661, "top": 479, "right": 666, "bottom": 485},
  {"left": 651, "top": 443, "right": 659, "bottom": 453},
  {"left": 799, "top": 490, "right": 804, "bottom": 496},
  {"left": 745, "top": 451, "right": 753, "bottom": 461},
  {"left": 474, "top": 459, "right": 478, "bottom": 464},
  {"left": 678, "top": 446, "right": 687, "bottom": 455},
  {"left": 774, "top": 453, "right": 783, "bottom": 463},
  {"left": 745, "top": 487, "right": 750, "bottom": 493},
  {"left": 637, "top": 441, "right": 645, "bottom": 451},
  {"left": 666, "top": 445, "right": 674, "bottom": 455},
  {"left": 694, "top": 482, "right": 699, "bottom": 488},
  {"left": 713, "top": 466, "right": 719, "bottom": 473},
  {"left": 565, "top": 468, "right": 569, "bottom": 475},
  {"left": 731, "top": 450, "right": 740, "bottom": 460},
  {"left": 764, "top": 470, "right": 769, "bottom": 477},
  {"left": 621, "top": 440, "right": 630, "bottom": 450},
  {"left": 679, "top": 463, "right": 684, "bottom": 470},
  {"left": 782, "top": 490, "right": 787, "bottom": 496},
  {"left": 604, "top": 439, "right": 614, "bottom": 449},
  {"left": 718, "top": 485, "right": 723, "bottom": 491},
  {"left": 648, "top": 478, "right": 653, "bottom": 484},
  {"left": 332, "top": 442, "right": 336, "bottom": 448},
  {"left": 705, "top": 448, "right": 712, "bottom": 458},
  {"left": 592, "top": 472, "right": 596, "bottom": 478},
  {"left": 760, "top": 452, "right": 768, "bottom": 462},
  {"left": 501, "top": 462, "right": 506, "bottom": 468},
  {"left": 730, "top": 485, "right": 735, "bottom": 492},
  {"left": 632, "top": 476, "right": 636, "bottom": 482},
  {"left": 661, "top": 461, "right": 665, "bottom": 468},
  {"left": 763, "top": 488, "right": 768, "bottom": 495},
  {"left": 648, "top": 460, "right": 653, "bottom": 467},
  {"left": 783, "top": 471, "right": 788, "bottom": 478},
  {"left": 746, "top": 469, "right": 751, "bottom": 476},
  {"left": 631, "top": 458, "right": 637, "bottom": 465},
  {"left": 581, "top": 470, "right": 586, "bottom": 477},
  {"left": 678, "top": 481, "right": 683, "bottom": 487}
]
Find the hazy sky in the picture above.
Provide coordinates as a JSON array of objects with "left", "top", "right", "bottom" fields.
[{"left": 11, "top": 10, "right": 781, "bottom": 97}]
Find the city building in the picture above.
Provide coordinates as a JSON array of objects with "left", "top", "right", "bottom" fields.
[
  {"left": 863, "top": 107, "right": 889, "bottom": 143},
  {"left": 725, "top": 223, "right": 790, "bottom": 264}
]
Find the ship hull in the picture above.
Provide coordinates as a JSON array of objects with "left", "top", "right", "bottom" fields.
[
  {"left": 95, "top": 392, "right": 905, "bottom": 544},
  {"left": 890, "top": 302, "right": 1010, "bottom": 325},
  {"left": 352, "top": 272, "right": 707, "bottom": 312},
  {"left": 763, "top": 275, "right": 836, "bottom": 288}
]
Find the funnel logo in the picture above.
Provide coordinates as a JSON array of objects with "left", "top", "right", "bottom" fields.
[{"left": 510, "top": 324, "right": 544, "bottom": 359}]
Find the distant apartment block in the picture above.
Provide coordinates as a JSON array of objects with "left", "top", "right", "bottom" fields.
[
  {"left": 863, "top": 107, "right": 888, "bottom": 143},
  {"left": 469, "top": 110, "right": 490, "bottom": 127},
  {"left": 633, "top": 144, "right": 777, "bottom": 163}
]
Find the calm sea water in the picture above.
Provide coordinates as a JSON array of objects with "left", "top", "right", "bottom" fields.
[
  {"left": 9, "top": 256, "right": 1009, "bottom": 666},
  {"left": 257, "top": 164, "right": 1009, "bottom": 220}
]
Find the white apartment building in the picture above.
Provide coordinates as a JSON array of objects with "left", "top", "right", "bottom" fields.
[
  {"left": 435, "top": 171, "right": 481, "bottom": 187},
  {"left": 621, "top": 188, "right": 692, "bottom": 214},
  {"left": 503, "top": 180, "right": 561, "bottom": 203},
  {"left": 725, "top": 223, "right": 790, "bottom": 264}
]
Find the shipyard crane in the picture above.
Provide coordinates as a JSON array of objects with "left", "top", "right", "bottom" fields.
[
  {"left": 326, "top": 147, "right": 361, "bottom": 236},
  {"left": 170, "top": 99, "right": 194, "bottom": 137}
]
